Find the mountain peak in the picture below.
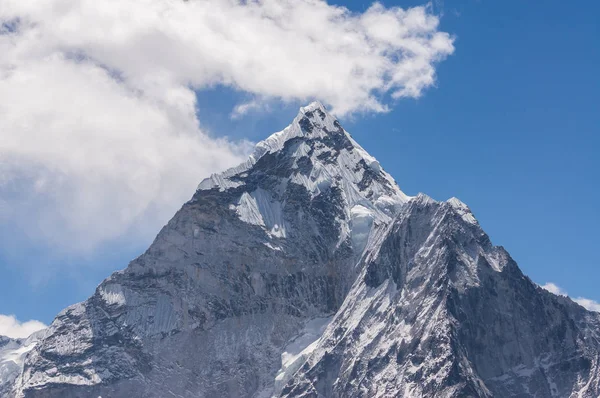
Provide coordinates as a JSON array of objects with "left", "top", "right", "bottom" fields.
[
  {"left": 253, "top": 100, "right": 340, "bottom": 157},
  {"left": 198, "top": 102, "right": 410, "bottom": 206},
  {"left": 447, "top": 196, "right": 478, "bottom": 225},
  {"left": 298, "top": 100, "right": 327, "bottom": 115},
  {"left": 198, "top": 101, "right": 337, "bottom": 192},
  {"left": 194, "top": 101, "right": 410, "bottom": 253}
]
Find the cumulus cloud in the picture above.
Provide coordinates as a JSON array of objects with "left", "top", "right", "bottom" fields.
[
  {"left": 0, "top": 314, "right": 46, "bottom": 339},
  {"left": 0, "top": 0, "right": 453, "bottom": 257},
  {"left": 540, "top": 282, "right": 600, "bottom": 312}
]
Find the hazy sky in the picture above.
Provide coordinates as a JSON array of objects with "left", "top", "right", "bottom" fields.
[{"left": 1, "top": 0, "right": 598, "bottom": 337}]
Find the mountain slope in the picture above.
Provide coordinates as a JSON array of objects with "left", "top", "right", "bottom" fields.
[
  {"left": 280, "top": 195, "right": 600, "bottom": 397},
  {"left": 7, "top": 102, "right": 600, "bottom": 397},
  {"left": 1, "top": 332, "right": 45, "bottom": 397},
  {"left": 10, "top": 102, "right": 409, "bottom": 398}
]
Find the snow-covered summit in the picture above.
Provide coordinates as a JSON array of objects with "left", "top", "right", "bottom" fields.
[
  {"left": 447, "top": 196, "right": 478, "bottom": 225},
  {"left": 198, "top": 101, "right": 411, "bottom": 249},
  {"left": 199, "top": 101, "right": 409, "bottom": 202},
  {"left": 254, "top": 101, "right": 336, "bottom": 155},
  {"left": 198, "top": 101, "right": 331, "bottom": 191}
]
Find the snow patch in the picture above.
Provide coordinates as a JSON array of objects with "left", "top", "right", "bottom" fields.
[
  {"left": 272, "top": 316, "right": 332, "bottom": 396},
  {"left": 0, "top": 339, "right": 37, "bottom": 387},
  {"left": 236, "top": 192, "right": 265, "bottom": 227},
  {"left": 263, "top": 242, "right": 282, "bottom": 251},
  {"left": 235, "top": 189, "right": 287, "bottom": 238},
  {"left": 447, "top": 197, "right": 478, "bottom": 225},
  {"left": 99, "top": 284, "right": 126, "bottom": 306},
  {"left": 414, "top": 193, "right": 436, "bottom": 205},
  {"left": 1, "top": 330, "right": 47, "bottom": 391}
]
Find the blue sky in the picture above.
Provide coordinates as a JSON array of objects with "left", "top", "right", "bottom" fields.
[{"left": 0, "top": 0, "right": 599, "bottom": 334}]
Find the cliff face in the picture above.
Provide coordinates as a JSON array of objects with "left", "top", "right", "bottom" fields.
[
  {"left": 281, "top": 195, "right": 600, "bottom": 397},
  {"left": 6, "top": 102, "right": 600, "bottom": 398}
]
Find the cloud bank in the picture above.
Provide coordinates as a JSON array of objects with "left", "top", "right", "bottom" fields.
[
  {"left": 0, "top": 314, "right": 46, "bottom": 339},
  {"left": 0, "top": 0, "right": 453, "bottom": 258},
  {"left": 540, "top": 283, "right": 600, "bottom": 312}
]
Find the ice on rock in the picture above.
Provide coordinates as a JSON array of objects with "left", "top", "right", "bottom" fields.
[
  {"left": 1, "top": 329, "right": 48, "bottom": 396},
  {"left": 236, "top": 188, "right": 287, "bottom": 238},
  {"left": 236, "top": 192, "right": 265, "bottom": 227},
  {"left": 350, "top": 205, "right": 375, "bottom": 253},
  {"left": 99, "top": 284, "right": 126, "bottom": 306},
  {"left": 447, "top": 196, "right": 478, "bottom": 225},
  {"left": 271, "top": 316, "right": 332, "bottom": 397}
]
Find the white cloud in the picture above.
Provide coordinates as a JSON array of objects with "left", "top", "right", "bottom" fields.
[
  {"left": 573, "top": 297, "right": 600, "bottom": 312},
  {"left": 540, "top": 282, "right": 600, "bottom": 312},
  {"left": 0, "top": 314, "right": 46, "bottom": 339},
  {"left": 231, "top": 98, "right": 271, "bottom": 120},
  {"left": 0, "top": 0, "right": 453, "bottom": 258},
  {"left": 540, "top": 282, "right": 567, "bottom": 296}
]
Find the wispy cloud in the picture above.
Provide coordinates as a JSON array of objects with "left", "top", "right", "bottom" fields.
[
  {"left": 0, "top": 314, "right": 46, "bottom": 339},
  {"left": 230, "top": 98, "right": 271, "bottom": 120},
  {"left": 540, "top": 282, "right": 567, "bottom": 296},
  {"left": 540, "top": 283, "right": 600, "bottom": 312},
  {"left": 0, "top": 0, "right": 453, "bottom": 265},
  {"left": 572, "top": 297, "right": 600, "bottom": 312}
]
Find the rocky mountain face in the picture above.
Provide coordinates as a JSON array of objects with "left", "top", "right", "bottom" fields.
[
  {"left": 281, "top": 195, "right": 600, "bottom": 397},
  {"left": 1, "top": 332, "right": 44, "bottom": 397},
  {"left": 4, "top": 102, "right": 600, "bottom": 397}
]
